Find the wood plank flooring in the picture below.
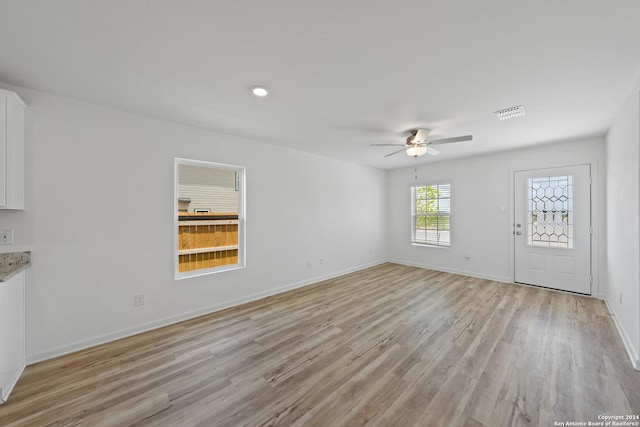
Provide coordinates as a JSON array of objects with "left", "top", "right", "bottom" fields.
[{"left": 1, "top": 263, "right": 638, "bottom": 426}]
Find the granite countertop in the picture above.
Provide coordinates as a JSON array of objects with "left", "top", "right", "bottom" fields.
[{"left": 0, "top": 251, "right": 31, "bottom": 281}]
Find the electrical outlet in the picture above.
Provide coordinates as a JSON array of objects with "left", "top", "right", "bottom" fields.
[
  {"left": 307, "top": 261, "right": 312, "bottom": 269},
  {"left": 619, "top": 292, "right": 623, "bottom": 304},
  {"left": 134, "top": 294, "right": 145, "bottom": 306},
  {"left": 0, "top": 230, "right": 13, "bottom": 245}
]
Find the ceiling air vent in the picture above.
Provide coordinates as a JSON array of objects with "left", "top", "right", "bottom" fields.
[{"left": 494, "top": 105, "right": 525, "bottom": 120}]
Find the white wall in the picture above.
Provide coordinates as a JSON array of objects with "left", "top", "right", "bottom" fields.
[
  {"left": 387, "top": 137, "right": 606, "bottom": 290},
  {"left": 605, "top": 81, "right": 640, "bottom": 369},
  {"left": 0, "top": 86, "right": 388, "bottom": 363}
]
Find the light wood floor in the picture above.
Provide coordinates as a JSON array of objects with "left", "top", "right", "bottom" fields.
[{"left": 1, "top": 263, "right": 639, "bottom": 426}]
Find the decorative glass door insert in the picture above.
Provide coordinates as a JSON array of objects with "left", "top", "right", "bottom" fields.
[{"left": 527, "top": 175, "right": 573, "bottom": 248}]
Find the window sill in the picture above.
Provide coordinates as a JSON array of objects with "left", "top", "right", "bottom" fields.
[
  {"left": 175, "top": 263, "right": 245, "bottom": 280},
  {"left": 411, "top": 243, "right": 450, "bottom": 249}
]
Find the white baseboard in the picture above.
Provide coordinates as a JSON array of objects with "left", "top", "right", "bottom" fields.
[
  {"left": 603, "top": 298, "right": 640, "bottom": 371},
  {"left": 27, "top": 260, "right": 386, "bottom": 365},
  {"left": 387, "top": 259, "right": 511, "bottom": 284}
]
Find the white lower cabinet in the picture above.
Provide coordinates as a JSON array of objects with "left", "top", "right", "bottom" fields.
[{"left": 0, "top": 270, "right": 25, "bottom": 403}]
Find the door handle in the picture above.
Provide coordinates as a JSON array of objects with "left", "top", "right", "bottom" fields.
[
  {"left": 516, "top": 231, "right": 522, "bottom": 235},
  {"left": 516, "top": 224, "right": 522, "bottom": 227}
]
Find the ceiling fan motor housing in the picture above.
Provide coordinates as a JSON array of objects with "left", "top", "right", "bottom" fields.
[{"left": 407, "top": 129, "right": 430, "bottom": 145}]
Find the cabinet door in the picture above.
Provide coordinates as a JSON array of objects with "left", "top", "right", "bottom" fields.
[
  {"left": 0, "top": 89, "right": 25, "bottom": 210},
  {"left": 0, "top": 271, "right": 25, "bottom": 403}
]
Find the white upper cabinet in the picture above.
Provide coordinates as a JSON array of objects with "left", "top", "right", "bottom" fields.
[{"left": 0, "top": 88, "right": 25, "bottom": 210}]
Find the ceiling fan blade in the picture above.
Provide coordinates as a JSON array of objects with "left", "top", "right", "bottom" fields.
[
  {"left": 384, "top": 148, "right": 407, "bottom": 157},
  {"left": 414, "top": 129, "right": 431, "bottom": 143},
  {"left": 370, "top": 143, "right": 407, "bottom": 147},
  {"left": 428, "top": 135, "right": 473, "bottom": 145},
  {"left": 425, "top": 146, "right": 440, "bottom": 156}
]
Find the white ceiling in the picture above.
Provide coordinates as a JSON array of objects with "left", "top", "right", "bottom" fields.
[{"left": 2, "top": 1, "right": 639, "bottom": 169}]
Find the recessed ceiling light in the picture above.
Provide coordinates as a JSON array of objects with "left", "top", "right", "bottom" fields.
[
  {"left": 494, "top": 105, "right": 525, "bottom": 120},
  {"left": 251, "top": 86, "right": 269, "bottom": 97}
]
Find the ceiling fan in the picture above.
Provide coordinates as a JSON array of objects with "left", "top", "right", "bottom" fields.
[{"left": 370, "top": 129, "right": 473, "bottom": 158}]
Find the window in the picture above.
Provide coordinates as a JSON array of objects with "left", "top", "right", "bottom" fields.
[
  {"left": 411, "top": 183, "right": 451, "bottom": 247},
  {"left": 174, "top": 158, "right": 245, "bottom": 279}
]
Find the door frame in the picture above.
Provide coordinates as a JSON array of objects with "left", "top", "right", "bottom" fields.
[{"left": 508, "top": 161, "right": 603, "bottom": 297}]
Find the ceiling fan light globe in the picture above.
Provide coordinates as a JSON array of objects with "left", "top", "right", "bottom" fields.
[{"left": 406, "top": 146, "right": 427, "bottom": 157}]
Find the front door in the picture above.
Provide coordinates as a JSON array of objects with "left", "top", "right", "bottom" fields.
[{"left": 514, "top": 165, "right": 591, "bottom": 294}]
